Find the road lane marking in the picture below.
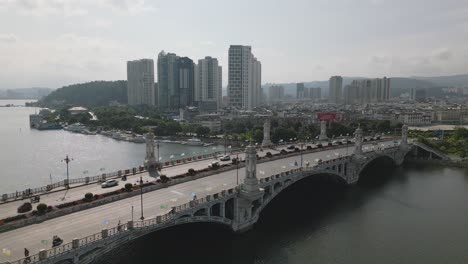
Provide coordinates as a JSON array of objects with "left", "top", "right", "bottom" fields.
[{"left": 170, "top": 190, "right": 184, "bottom": 196}]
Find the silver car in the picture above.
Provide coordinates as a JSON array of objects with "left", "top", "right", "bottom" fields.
[{"left": 101, "top": 179, "right": 118, "bottom": 188}]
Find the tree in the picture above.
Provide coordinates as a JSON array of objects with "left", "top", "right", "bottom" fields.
[
  {"left": 196, "top": 126, "right": 210, "bottom": 137},
  {"left": 37, "top": 203, "right": 47, "bottom": 214},
  {"left": 84, "top": 192, "right": 93, "bottom": 201}
]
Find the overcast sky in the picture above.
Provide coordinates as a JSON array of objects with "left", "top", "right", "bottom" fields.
[{"left": 0, "top": 0, "right": 467, "bottom": 89}]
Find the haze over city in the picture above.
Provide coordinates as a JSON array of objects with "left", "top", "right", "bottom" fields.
[{"left": 1, "top": 0, "right": 468, "bottom": 89}]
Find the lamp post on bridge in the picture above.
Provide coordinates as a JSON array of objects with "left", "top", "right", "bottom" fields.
[
  {"left": 300, "top": 143, "right": 304, "bottom": 167},
  {"left": 236, "top": 154, "right": 239, "bottom": 185},
  {"left": 139, "top": 176, "right": 144, "bottom": 220},
  {"left": 61, "top": 155, "right": 73, "bottom": 189}
]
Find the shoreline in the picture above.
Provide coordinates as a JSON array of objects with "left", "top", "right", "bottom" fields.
[{"left": 406, "top": 158, "right": 468, "bottom": 168}]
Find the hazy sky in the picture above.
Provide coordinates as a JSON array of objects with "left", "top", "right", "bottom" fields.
[{"left": 0, "top": 0, "right": 467, "bottom": 89}]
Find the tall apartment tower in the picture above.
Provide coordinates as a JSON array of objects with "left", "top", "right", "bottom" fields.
[
  {"left": 269, "top": 85, "right": 284, "bottom": 103},
  {"left": 177, "top": 57, "right": 195, "bottom": 109},
  {"left": 329, "top": 76, "right": 343, "bottom": 104},
  {"left": 127, "top": 59, "right": 155, "bottom": 106},
  {"left": 195, "top": 56, "right": 222, "bottom": 110},
  {"left": 297, "top": 83, "right": 305, "bottom": 99},
  {"left": 157, "top": 51, "right": 179, "bottom": 111},
  {"left": 157, "top": 51, "right": 195, "bottom": 111},
  {"left": 228, "top": 45, "right": 261, "bottom": 110}
]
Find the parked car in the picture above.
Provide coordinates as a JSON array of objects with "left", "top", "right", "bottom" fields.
[
  {"left": 287, "top": 145, "right": 295, "bottom": 150},
  {"left": 101, "top": 179, "right": 118, "bottom": 188},
  {"left": 208, "top": 161, "right": 220, "bottom": 168},
  {"left": 220, "top": 155, "right": 231, "bottom": 161},
  {"left": 314, "top": 158, "right": 323, "bottom": 164}
]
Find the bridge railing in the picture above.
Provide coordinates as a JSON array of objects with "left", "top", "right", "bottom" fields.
[{"left": 5, "top": 187, "right": 239, "bottom": 264}]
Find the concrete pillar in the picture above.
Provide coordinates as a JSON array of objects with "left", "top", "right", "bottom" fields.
[
  {"left": 319, "top": 120, "right": 328, "bottom": 140},
  {"left": 353, "top": 126, "right": 363, "bottom": 155},
  {"left": 401, "top": 124, "right": 408, "bottom": 145},
  {"left": 262, "top": 118, "right": 272, "bottom": 147},
  {"left": 127, "top": 220, "right": 134, "bottom": 230},
  {"left": 72, "top": 238, "right": 79, "bottom": 249},
  {"left": 144, "top": 132, "right": 160, "bottom": 172},
  {"left": 243, "top": 144, "right": 259, "bottom": 193},
  {"left": 220, "top": 202, "right": 226, "bottom": 218},
  {"left": 101, "top": 228, "right": 108, "bottom": 238},
  {"left": 39, "top": 249, "right": 47, "bottom": 260}
]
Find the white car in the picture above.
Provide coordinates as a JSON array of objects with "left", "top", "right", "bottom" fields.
[
  {"left": 101, "top": 179, "right": 118, "bottom": 188},
  {"left": 208, "top": 161, "right": 220, "bottom": 168},
  {"left": 220, "top": 155, "right": 230, "bottom": 161}
]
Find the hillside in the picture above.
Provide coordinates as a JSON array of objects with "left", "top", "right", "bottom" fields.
[
  {"left": 40, "top": 81, "right": 127, "bottom": 107},
  {"left": 263, "top": 74, "right": 468, "bottom": 97}
]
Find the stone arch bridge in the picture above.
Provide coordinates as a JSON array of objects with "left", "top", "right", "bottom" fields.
[{"left": 6, "top": 130, "right": 445, "bottom": 264}]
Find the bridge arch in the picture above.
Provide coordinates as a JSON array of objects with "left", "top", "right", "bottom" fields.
[
  {"left": 256, "top": 171, "right": 347, "bottom": 221},
  {"left": 358, "top": 154, "right": 397, "bottom": 178}
]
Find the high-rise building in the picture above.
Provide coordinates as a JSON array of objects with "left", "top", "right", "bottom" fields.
[
  {"left": 157, "top": 51, "right": 195, "bottom": 111},
  {"left": 228, "top": 45, "right": 262, "bottom": 110},
  {"left": 345, "top": 77, "right": 391, "bottom": 104},
  {"left": 297, "top": 83, "right": 305, "bottom": 98},
  {"left": 177, "top": 57, "right": 195, "bottom": 108},
  {"left": 195, "top": 56, "right": 222, "bottom": 111},
  {"left": 310, "top": 87, "right": 321, "bottom": 101},
  {"left": 329, "top": 76, "right": 343, "bottom": 104},
  {"left": 157, "top": 51, "right": 179, "bottom": 110},
  {"left": 127, "top": 59, "right": 155, "bottom": 106},
  {"left": 269, "top": 85, "right": 284, "bottom": 103}
]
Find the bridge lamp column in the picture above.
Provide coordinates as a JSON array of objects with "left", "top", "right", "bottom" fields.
[
  {"left": 139, "top": 176, "right": 144, "bottom": 220},
  {"left": 236, "top": 154, "right": 239, "bottom": 185},
  {"left": 300, "top": 143, "right": 304, "bottom": 167},
  {"left": 61, "top": 155, "right": 73, "bottom": 189}
]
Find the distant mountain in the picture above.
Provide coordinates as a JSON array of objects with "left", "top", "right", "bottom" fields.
[
  {"left": 262, "top": 74, "right": 468, "bottom": 98},
  {"left": 411, "top": 74, "right": 468, "bottom": 87},
  {"left": 40, "top": 81, "right": 127, "bottom": 107},
  {"left": 0, "top": 87, "right": 53, "bottom": 99}
]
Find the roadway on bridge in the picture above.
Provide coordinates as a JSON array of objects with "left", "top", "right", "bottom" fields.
[
  {"left": 0, "top": 140, "right": 398, "bottom": 263},
  {"left": 0, "top": 148, "right": 285, "bottom": 220}
]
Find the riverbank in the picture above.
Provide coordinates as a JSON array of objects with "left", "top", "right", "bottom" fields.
[{"left": 406, "top": 157, "right": 468, "bottom": 168}]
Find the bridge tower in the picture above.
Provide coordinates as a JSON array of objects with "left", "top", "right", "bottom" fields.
[
  {"left": 144, "top": 133, "right": 160, "bottom": 172},
  {"left": 235, "top": 144, "right": 264, "bottom": 232},
  {"left": 261, "top": 118, "right": 272, "bottom": 147},
  {"left": 401, "top": 124, "right": 408, "bottom": 146},
  {"left": 319, "top": 120, "right": 328, "bottom": 140},
  {"left": 353, "top": 126, "right": 363, "bottom": 155}
]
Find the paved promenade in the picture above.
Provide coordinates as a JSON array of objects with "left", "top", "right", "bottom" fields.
[{"left": 0, "top": 140, "right": 397, "bottom": 263}]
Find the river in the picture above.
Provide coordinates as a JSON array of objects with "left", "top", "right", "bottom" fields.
[
  {"left": 0, "top": 100, "right": 224, "bottom": 194},
  {"left": 3, "top": 100, "right": 468, "bottom": 263},
  {"left": 101, "top": 153, "right": 468, "bottom": 264}
]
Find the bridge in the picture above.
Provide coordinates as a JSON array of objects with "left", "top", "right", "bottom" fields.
[{"left": 0, "top": 124, "right": 446, "bottom": 264}]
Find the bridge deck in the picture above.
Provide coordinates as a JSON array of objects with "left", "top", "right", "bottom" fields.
[{"left": 0, "top": 140, "right": 399, "bottom": 263}]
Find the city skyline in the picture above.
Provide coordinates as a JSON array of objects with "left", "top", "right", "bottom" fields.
[{"left": 1, "top": 0, "right": 468, "bottom": 89}]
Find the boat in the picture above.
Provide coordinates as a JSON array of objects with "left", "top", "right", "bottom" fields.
[
  {"left": 37, "top": 122, "right": 63, "bottom": 130},
  {"left": 185, "top": 138, "right": 203, "bottom": 146}
]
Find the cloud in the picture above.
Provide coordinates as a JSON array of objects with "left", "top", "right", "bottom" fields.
[
  {"left": 433, "top": 49, "right": 452, "bottom": 61},
  {"left": 98, "top": 0, "right": 156, "bottom": 15},
  {"left": 0, "top": 33, "right": 133, "bottom": 88},
  {"left": 0, "top": 0, "right": 155, "bottom": 16},
  {"left": 0, "top": 33, "right": 18, "bottom": 43}
]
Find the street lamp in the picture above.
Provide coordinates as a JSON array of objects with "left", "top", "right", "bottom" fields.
[
  {"left": 61, "top": 155, "right": 73, "bottom": 189},
  {"left": 139, "top": 176, "right": 144, "bottom": 220},
  {"left": 236, "top": 154, "right": 239, "bottom": 185},
  {"left": 300, "top": 143, "right": 304, "bottom": 167}
]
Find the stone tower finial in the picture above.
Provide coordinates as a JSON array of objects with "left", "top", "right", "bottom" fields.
[
  {"left": 242, "top": 144, "right": 259, "bottom": 192},
  {"left": 144, "top": 132, "right": 159, "bottom": 171},
  {"left": 319, "top": 120, "right": 328, "bottom": 140},
  {"left": 353, "top": 126, "right": 363, "bottom": 155},
  {"left": 262, "top": 118, "right": 272, "bottom": 147},
  {"left": 401, "top": 124, "right": 408, "bottom": 145}
]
